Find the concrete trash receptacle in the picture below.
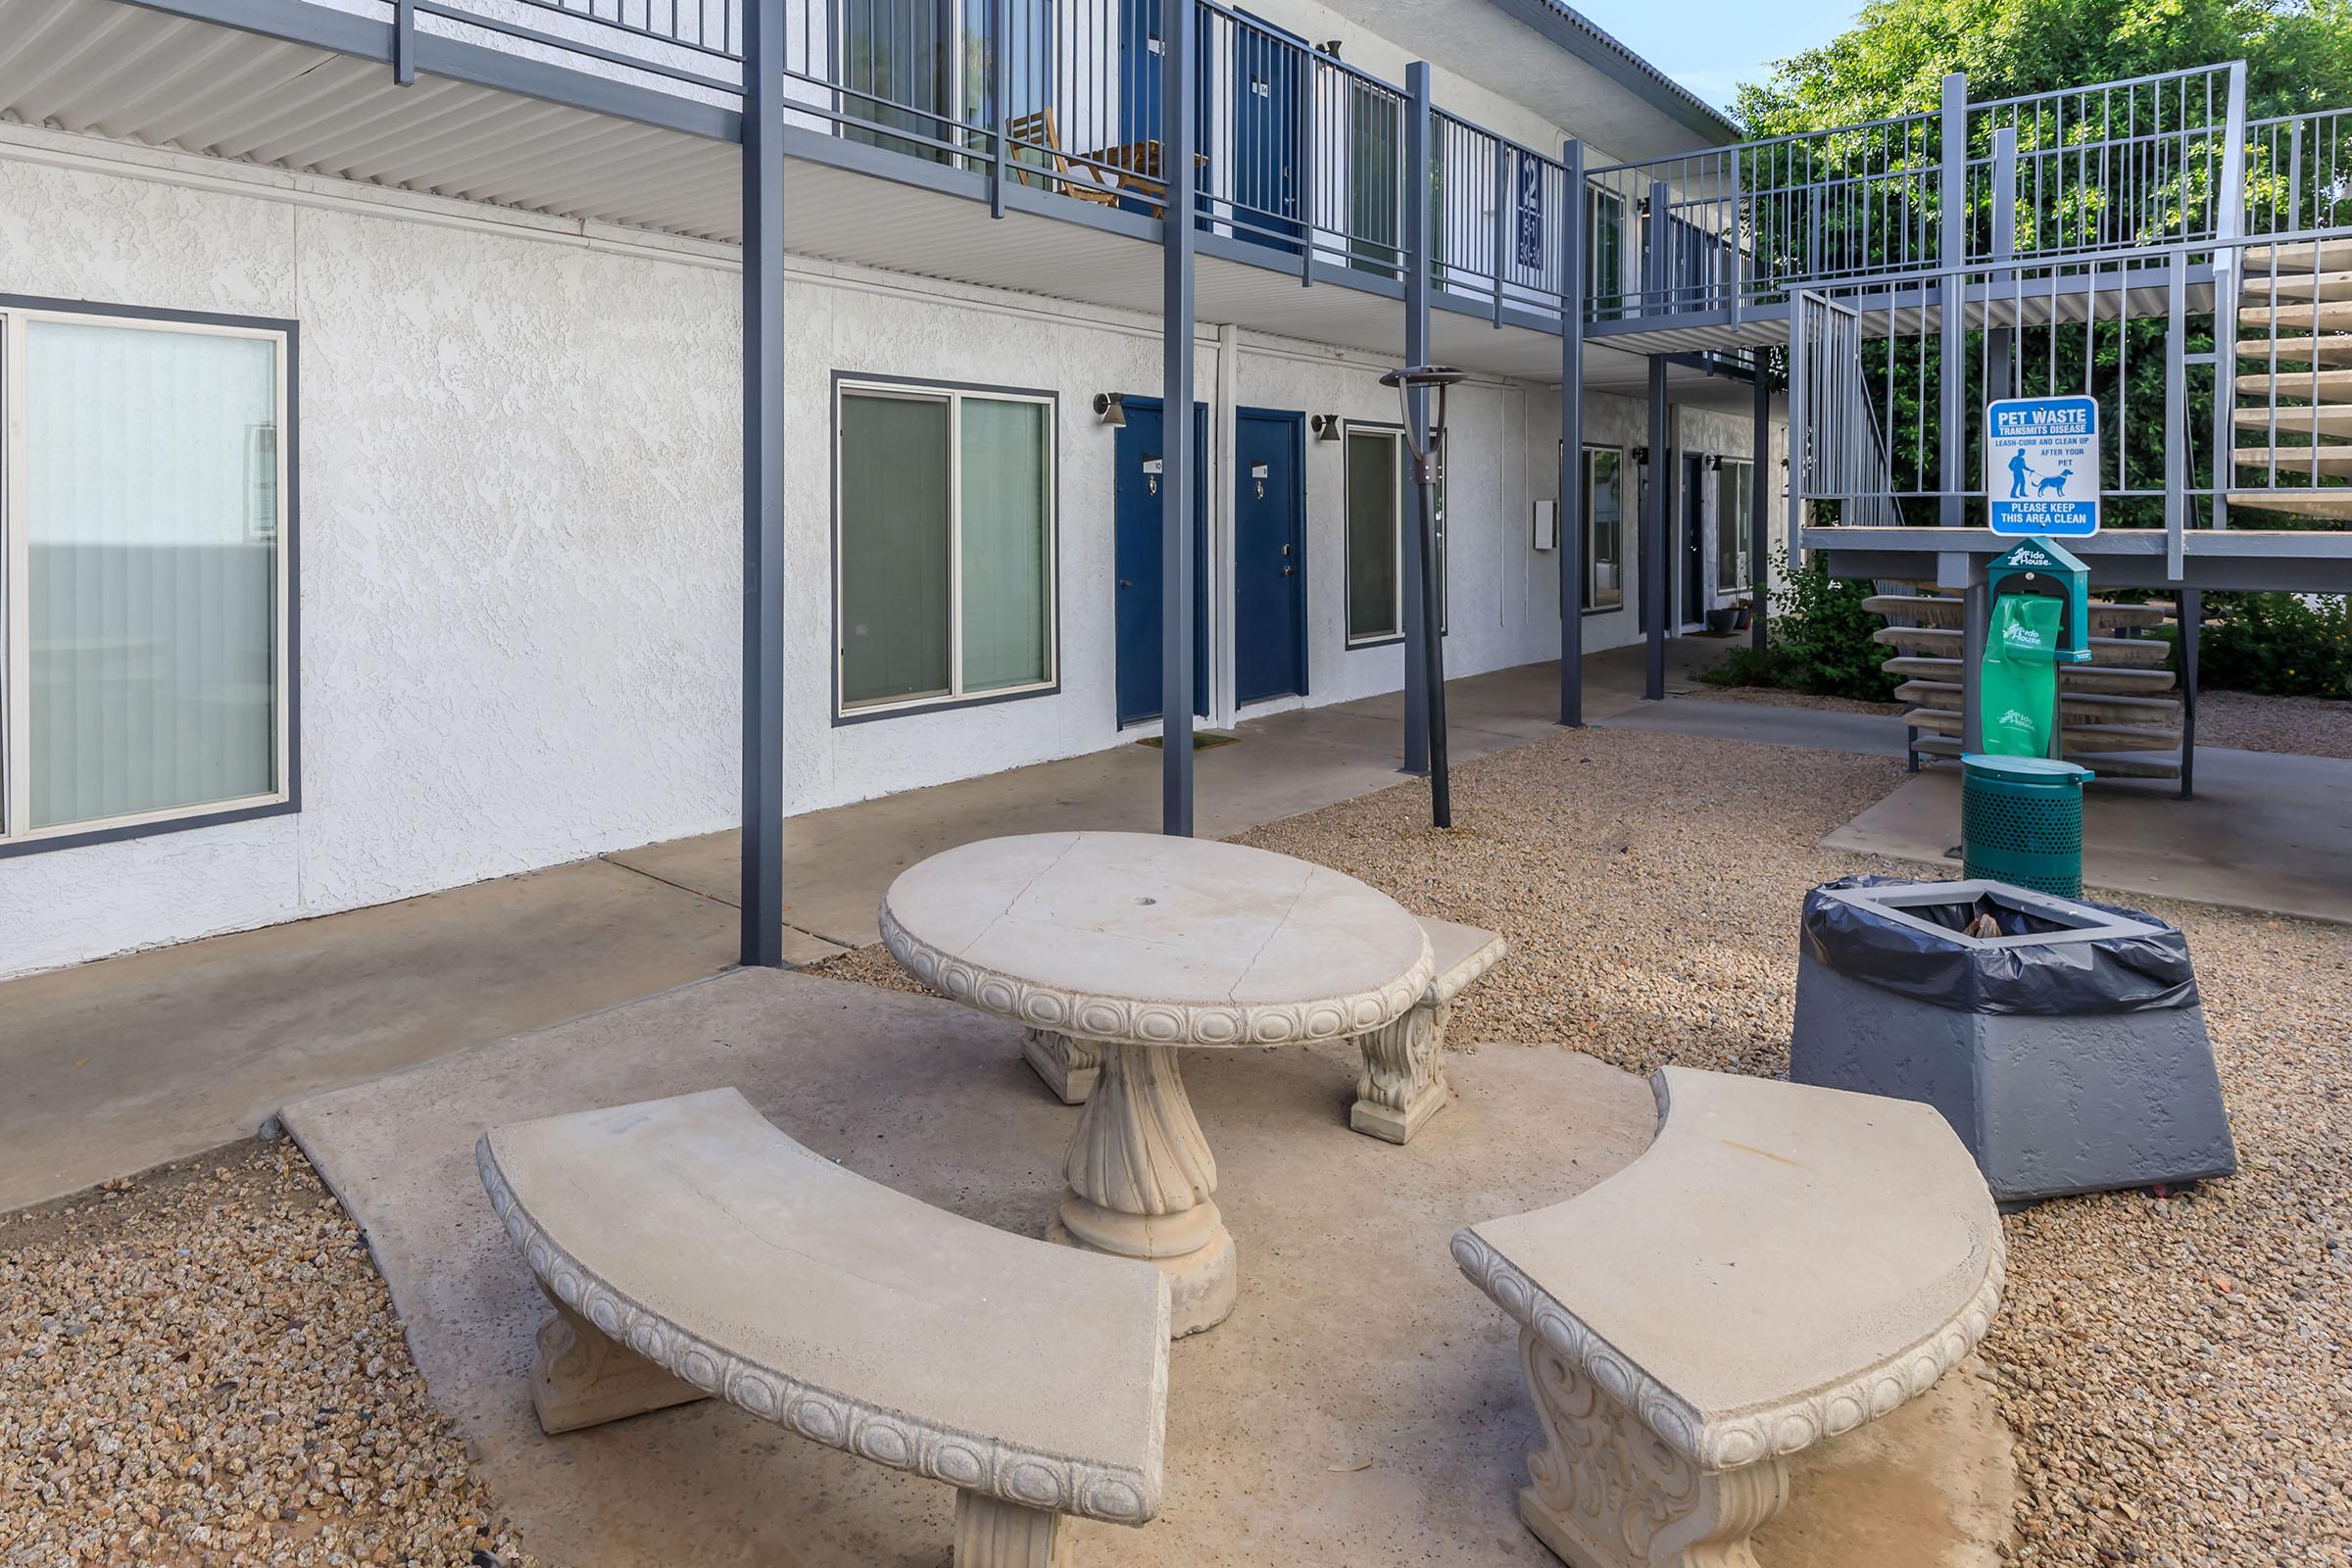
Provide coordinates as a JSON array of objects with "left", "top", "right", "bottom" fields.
[{"left": 1791, "top": 876, "right": 2236, "bottom": 1203}]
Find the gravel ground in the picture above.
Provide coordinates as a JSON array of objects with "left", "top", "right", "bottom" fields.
[
  {"left": 0, "top": 1144, "right": 537, "bottom": 1568},
  {"left": 2194, "top": 690, "right": 2352, "bottom": 759},
  {"left": 1681, "top": 684, "right": 1910, "bottom": 717},
  {"left": 826, "top": 723, "right": 2352, "bottom": 1568}
]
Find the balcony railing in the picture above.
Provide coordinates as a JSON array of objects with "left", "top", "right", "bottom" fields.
[{"left": 431, "top": 0, "right": 1575, "bottom": 318}]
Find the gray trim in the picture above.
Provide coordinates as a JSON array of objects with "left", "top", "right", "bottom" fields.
[
  {"left": 0, "top": 292, "right": 302, "bottom": 859},
  {"left": 121, "top": 0, "right": 742, "bottom": 142},
  {"left": 1558, "top": 136, "right": 1585, "bottom": 725},
  {"left": 1476, "top": 0, "right": 1740, "bottom": 145},
  {"left": 1159, "top": 0, "right": 1200, "bottom": 837},
  {"left": 823, "top": 370, "right": 1065, "bottom": 728}
]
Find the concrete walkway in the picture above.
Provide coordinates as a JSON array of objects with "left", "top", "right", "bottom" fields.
[
  {"left": 279, "top": 966, "right": 2013, "bottom": 1568},
  {"left": 1825, "top": 745, "right": 2352, "bottom": 924},
  {"left": 0, "top": 653, "right": 1672, "bottom": 1212}
]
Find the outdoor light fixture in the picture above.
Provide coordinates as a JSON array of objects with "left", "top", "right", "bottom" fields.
[
  {"left": 1093, "top": 392, "right": 1127, "bottom": 428},
  {"left": 1378, "top": 362, "right": 1468, "bottom": 829},
  {"left": 1311, "top": 413, "right": 1343, "bottom": 442}
]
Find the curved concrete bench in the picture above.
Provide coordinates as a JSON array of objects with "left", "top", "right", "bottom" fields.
[
  {"left": 1451, "top": 1066, "right": 2002, "bottom": 1568},
  {"left": 1350, "top": 916, "right": 1507, "bottom": 1144},
  {"left": 477, "top": 1089, "right": 1169, "bottom": 1567}
]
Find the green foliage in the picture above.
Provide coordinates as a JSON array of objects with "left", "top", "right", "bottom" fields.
[
  {"left": 2192, "top": 592, "right": 2352, "bottom": 696},
  {"left": 1734, "top": 0, "right": 2352, "bottom": 132},
  {"left": 1694, "top": 548, "right": 1901, "bottom": 701}
]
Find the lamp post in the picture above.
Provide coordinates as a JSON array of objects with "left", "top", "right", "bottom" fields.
[{"left": 1380, "top": 363, "right": 1466, "bottom": 828}]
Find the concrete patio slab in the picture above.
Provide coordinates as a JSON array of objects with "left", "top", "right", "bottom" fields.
[
  {"left": 0, "top": 859, "right": 756, "bottom": 1213},
  {"left": 1824, "top": 746, "right": 2352, "bottom": 925},
  {"left": 280, "top": 967, "right": 2014, "bottom": 1568}
]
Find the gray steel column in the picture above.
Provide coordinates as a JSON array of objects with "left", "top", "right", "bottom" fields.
[
  {"left": 1962, "top": 582, "right": 1988, "bottom": 755},
  {"left": 739, "top": 0, "right": 787, "bottom": 967},
  {"left": 1749, "top": 367, "right": 1769, "bottom": 653},
  {"left": 1643, "top": 353, "right": 1668, "bottom": 700},
  {"left": 2180, "top": 588, "right": 2201, "bottom": 801},
  {"left": 1558, "top": 138, "right": 1586, "bottom": 726},
  {"left": 1935, "top": 72, "right": 1970, "bottom": 599},
  {"left": 1399, "top": 63, "right": 1433, "bottom": 773},
  {"left": 1159, "top": 0, "right": 1199, "bottom": 834}
]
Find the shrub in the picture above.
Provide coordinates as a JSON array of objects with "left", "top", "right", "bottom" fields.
[
  {"left": 2189, "top": 593, "right": 2352, "bottom": 700},
  {"left": 1694, "top": 547, "right": 1899, "bottom": 703}
]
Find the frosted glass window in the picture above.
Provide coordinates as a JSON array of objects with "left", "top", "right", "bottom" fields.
[
  {"left": 1584, "top": 447, "right": 1624, "bottom": 611},
  {"left": 22, "top": 318, "right": 282, "bottom": 831},
  {"left": 1346, "top": 427, "right": 1446, "bottom": 644},
  {"left": 835, "top": 382, "right": 1056, "bottom": 714},
  {"left": 958, "top": 398, "right": 1052, "bottom": 693}
]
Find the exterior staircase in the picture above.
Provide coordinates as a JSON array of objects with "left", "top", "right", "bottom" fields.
[
  {"left": 2232, "top": 237, "right": 2352, "bottom": 520},
  {"left": 1866, "top": 592, "right": 2184, "bottom": 779}
]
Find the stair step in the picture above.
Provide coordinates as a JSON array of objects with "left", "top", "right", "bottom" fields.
[
  {"left": 2240, "top": 300, "right": 2352, "bottom": 330},
  {"left": 1865, "top": 594, "right": 2169, "bottom": 631},
  {"left": 1905, "top": 709, "right": 2184, "bottom": 751},
  {"left": 2233, "top": 446, "right": 2352, "bottom": 475},
  {"left": 1907, "top": 735, "right": 2184, "bottom": 778},
  {"left": 2244, "top": 238, "right": 2352, "bottom": 272},
  {"left": 1873, "top": 624, "right": 2174, "bottom": 667},
  {"left": 1895, "top": 681, "right": 2181, "bottom": 722},
  {"left": 2225, "top": 488, "right": 2352, "bottom": 519},
  {"left": 1883, "top": 657, "right": 2178, "bottom": 694},
  {"left": 2240, "top": 270, "right": 2352, "bottom": 302},
  {"left": 2232, "top": 405, "right": 2352, "bottom": 437},
  {"left": 2238, "top": 335, "right": 2352, "bottom": 365},
  {"left": 2234, "top": 368, "right": 2352, "bottom": 401}
]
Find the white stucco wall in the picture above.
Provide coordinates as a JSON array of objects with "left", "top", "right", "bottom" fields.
[{"left": 0, "top": 130, "right": 1781, "bottom": 981}]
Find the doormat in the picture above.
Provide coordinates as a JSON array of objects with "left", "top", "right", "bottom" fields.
[{"left": 1136, "top": 732, "right": 1242, "bottom": 752}]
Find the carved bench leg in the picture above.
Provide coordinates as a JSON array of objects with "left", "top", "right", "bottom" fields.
[
  {"left": 954, "top": 1492, "right": 1072, "bottom": 1568},
  {"left": 1022, "top": 1028, "right": 1102, "bottom": 1105},
  {"left": 530, "top": 1289, "right": 709, "bottom": 1435},
  {"left": 1349, "top": 997, "right": 1451, "bottom": 1145},
  {"left": 1515, "top": 1327, "right": 1788, "bottom": 1568}
]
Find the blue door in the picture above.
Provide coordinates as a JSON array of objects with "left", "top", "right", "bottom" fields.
[
  {"left": 1233, "top": 13, "right": 1302, "bottom": 254},
  {"left": 1234, "top": 409, "right": 1305, "bottom": 704},
  {"left": 1117, "top": 0, "right": 1214, "bottom": 220},
  {"left": 1115, "top": 398, "right": 1210, "bottom": 727}
]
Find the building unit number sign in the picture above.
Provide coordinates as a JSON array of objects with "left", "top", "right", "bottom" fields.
[{"left": 1985, "top": 395, "right": 2101, "bottom": 537}]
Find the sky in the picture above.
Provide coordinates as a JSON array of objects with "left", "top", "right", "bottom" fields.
[{"left": 1585, "top": 0, "right": 1866, "bottom": 115}]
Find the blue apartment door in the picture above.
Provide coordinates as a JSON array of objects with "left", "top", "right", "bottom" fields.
[
  {"left": 1114, "top": 398, "right": 1211, "bottom": 727},
  {"left": 1233, "top": 409, "right": 1305, "bottom": 704},
  {"left": 1117, "top": 0, "right": 1214, "bottom": 219},
  {"left": 1232, "top": 14, "right": 1303, "bottom": 253}
]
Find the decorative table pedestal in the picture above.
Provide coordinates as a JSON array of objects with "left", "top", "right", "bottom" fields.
[{"left": 881, "top": 831, "right": 1433, "bottom": 1336}]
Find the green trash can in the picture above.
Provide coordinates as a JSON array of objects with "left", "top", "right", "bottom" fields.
[{"left": 1961, "top": 754, "right": 2093, "bottom": 898}]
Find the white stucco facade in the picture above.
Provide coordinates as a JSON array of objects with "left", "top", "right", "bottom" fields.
[{"left": 0, "top": 106, "right": 1781, "bottom": 981}]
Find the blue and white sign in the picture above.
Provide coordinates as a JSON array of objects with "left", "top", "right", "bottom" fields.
[
  {"left": 1986, "top": 395, "right": 2100, "bottom": 537},
  {"left": 1513, "top": 150, "right": 1544, "bottom": 270}
]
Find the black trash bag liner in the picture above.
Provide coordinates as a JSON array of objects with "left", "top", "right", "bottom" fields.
[{"left": 1801, "top": 874, "right": 2198, "bottom": 1014}]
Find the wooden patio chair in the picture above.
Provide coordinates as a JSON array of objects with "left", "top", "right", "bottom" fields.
[{"left": 1004, "top": 109, "right": 1122, "bottom": 207}]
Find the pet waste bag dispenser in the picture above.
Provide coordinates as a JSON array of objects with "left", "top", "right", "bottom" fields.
[{"left": 1964, "top": 538, "right": 2094, "bottom": 898}]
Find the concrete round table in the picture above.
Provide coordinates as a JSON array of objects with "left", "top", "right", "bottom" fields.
[{"left": 880, "top": 831, "right": 1434, "bottom": 1336}]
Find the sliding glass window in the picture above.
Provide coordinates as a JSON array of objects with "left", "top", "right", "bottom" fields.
[
  {"left": 1344, "top": 425, "right": 1445, "bottom": 645},
  {"left": 0, "top": 307, "right": 293, "bottom": 852},
  {"left": 1583, "top": 446, "right": 1624, "bottom": 611},
  {"left": 1718, "top": 459, "right": 1752, "bottom": 592},
  {"left": 835, "top": 381, "right": 1056, "bottom": 715}
]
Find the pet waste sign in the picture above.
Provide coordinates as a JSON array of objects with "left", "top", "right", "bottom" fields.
[{"left": 1986, "top": 395, "right": 2100, "bottom": 537}]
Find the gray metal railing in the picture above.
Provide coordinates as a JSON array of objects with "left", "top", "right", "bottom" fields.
[{"left": 449, "top": 0, "right": 1569, "bottom": 314}]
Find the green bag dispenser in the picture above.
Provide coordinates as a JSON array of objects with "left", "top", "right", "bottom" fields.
[
  {"left": 1979, "top": 538, "right": 2093, "bottom": 758},
  {"left": 1984, "top": 538, "right": 2093, "bottom": 665}
]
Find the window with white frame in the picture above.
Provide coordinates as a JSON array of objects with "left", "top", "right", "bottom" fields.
[
  {"left": 0, "top": 305, "right": 293, "bottom": 853},
  {"left": 834, "top": 380, "right": 1056, "bottom": 714},
  {"left": 1582, "top": 445, "right": 1624, "bottom": 611},
  {"left": 1344, "top": 425, "right": 1446, "bottom": 645},
  {"left": 1718, "top": 459, "right": 1753, "bottom": 592}
]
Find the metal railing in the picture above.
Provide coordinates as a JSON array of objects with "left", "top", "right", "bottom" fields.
[{"left": 439, "top": 0, "right": 1571, "bottom": 315}]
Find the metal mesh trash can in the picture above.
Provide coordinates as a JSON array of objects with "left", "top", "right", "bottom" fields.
[{"left": 1961, "top": 754, "right": 2092, "bottom": 899}]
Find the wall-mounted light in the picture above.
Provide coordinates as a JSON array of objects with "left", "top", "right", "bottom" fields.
[
  {"left": 1310, "top": 413, "right": 1342, "bottom": 442},
  {"left": 1632, "top": 444, "right": 1650, "bottom": 465},
  {"left": 1706, "top": 454, "right": 1724, "bottom": 471},
  {"left": 1093, "top": 392, "right": 1127, "bottom": 428},
  {"left": 1318, "top": 38, "right": 1343, "bottom": 56}
]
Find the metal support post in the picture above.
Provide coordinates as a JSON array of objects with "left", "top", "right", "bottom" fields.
[
  {"left": 1961, "top": 581, "right": 1989, "bottom": 756},
  {"left": 1494, "top": 141, "right": 1510, "bottom": 327},
  {"left": 1935, "top": 73, "right": 1969, "bottom": 596},
  {"left": 394, "top": 0, "right": 416, "bottom": 85},
  {"left": 2212, "top": 62, "right": 2249, "bottom": 533},
  {"left": 739, "top": 0, "right": 787, "bottom": 968},
  {"left": 1298, "top": 55, "right": 1317, "bottom": 285},
  {"left": 1159, "top": 0, "right": 1200, "bottom": 834},
  {"left": 989, "top": 0, "right": 1008, "bottom": 218},
  {"left": 1559, "top": 139, "right": 1586, "bottom": 725},
  {"left": 2180, "top": 589, "right": 2201, "bottom": 800},
  {"left": 1749, "top": 366, "right": 1770, "bottom": 654},
  {"left": 1643, "top": 352, "right": 1668, "bottom": 700},
  {"left": 1400, "top": 63, "right": 1434, "bottom": 773}
]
